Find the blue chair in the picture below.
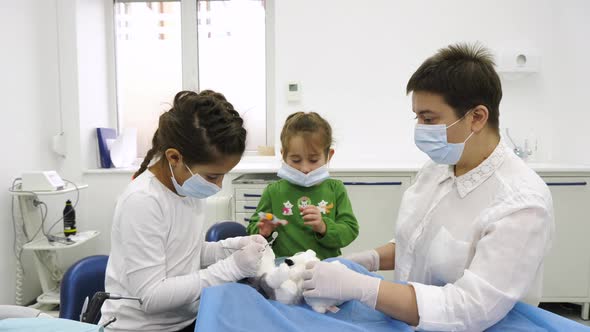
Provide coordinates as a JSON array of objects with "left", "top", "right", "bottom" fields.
[
  {"left": 59, "top": 255, "right": 109, "bottom": 321},
  {"left": 206, "top": 221, "right": 248, "bottom": 241}
]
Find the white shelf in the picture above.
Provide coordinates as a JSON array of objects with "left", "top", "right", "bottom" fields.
[
  {"left": 9, "top": 183, "right": 88, "bottom": 196},
  {"left": 36, "top": 287, "right": 61, "bottom": 305},
  {"left": 23, "top": 230, "right": 100, "bottom": 251}
]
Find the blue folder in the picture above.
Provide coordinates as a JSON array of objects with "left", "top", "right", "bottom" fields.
[{"left": 96, "top": 128, "right": 116, "bottom": 168}]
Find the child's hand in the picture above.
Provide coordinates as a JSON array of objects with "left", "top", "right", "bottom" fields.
[
  {"left": 301, "top": 206, "right": 326, "bottom": 235},
  {"left": 258, "top": 215, "right": 287, "bottom": 238}
]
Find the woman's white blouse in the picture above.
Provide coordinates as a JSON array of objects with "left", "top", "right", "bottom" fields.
[{"left": 393, "top": 142, "right": 554, "bottom": 331}]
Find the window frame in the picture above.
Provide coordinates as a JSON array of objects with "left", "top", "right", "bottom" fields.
[{"left": 109, "top": 0, "right": 275, "bottom": 155}]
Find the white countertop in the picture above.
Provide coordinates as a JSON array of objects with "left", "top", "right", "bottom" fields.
[
  {"left": 523, "top": 163, "right": 590, "bottom": 173},
  {"left": 230, "top": 156, "right": 590, "bottom": 174},
  {"left": 230, "top": 156, "right": 423, "bottom": 173},
  {"left": 85, "top": 157, "right": 590, "bottom": 174}
]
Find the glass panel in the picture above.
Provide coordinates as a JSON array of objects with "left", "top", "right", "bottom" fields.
[
  {"left": 197, "top": 0, "right": 266, "bottom": 152},
  {"left": 114, "top": 1, "right": 182, "bottom": 157},
  {"left": 114, "top": 0, "right": 267, "bottom": 156}
]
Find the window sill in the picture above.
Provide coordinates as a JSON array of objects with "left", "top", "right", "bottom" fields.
[
  {"left": 84, "top": 156, "right": 282, "bottom": 175},
  {"left": 84, "top": 167, "right": 136, "bottom": 175}
]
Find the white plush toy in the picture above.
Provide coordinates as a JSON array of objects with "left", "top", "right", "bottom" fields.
[{"left": 256, "top": 248, "right": 344, "bottom": 313}]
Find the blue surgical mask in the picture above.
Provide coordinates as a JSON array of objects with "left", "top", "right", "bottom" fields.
[
  {"left": 414, "top": 115, "right": 474, "bottom": 165},
  {"left": 277, "top": 162, "right": 330, "bottom": 187},
  {"left": 169, "top": 163, "right": 221, "bottom": 199}
]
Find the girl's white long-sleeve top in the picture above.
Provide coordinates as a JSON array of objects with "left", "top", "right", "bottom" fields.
[{"left": 100, "top": 171, "right": 233, "bottom": 331}]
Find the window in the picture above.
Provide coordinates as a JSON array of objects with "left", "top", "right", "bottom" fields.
[{"left": 114, "top": 0, "right": 268, "bottom": 157}]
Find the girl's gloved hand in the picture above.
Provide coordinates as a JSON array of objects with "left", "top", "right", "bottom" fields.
[
  {"left": 200, "top": 242, "right": 266, "bottom": 286},
  {"left": 302, "top": 261, "right": 381, "bottom": 308},
  {"left": 238, "top": 234, "right": 267, "bottom": 247},
  {"left": 220, "top": 235, "right": 267, "bottom": 253},
  {"left": 230, "top": 242, "right": 266, "bottom": 278}
]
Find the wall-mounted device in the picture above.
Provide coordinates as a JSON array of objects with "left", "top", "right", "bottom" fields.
[
  {"left": 496, "top": 49, "right": 541, "bottom": 80},
  {"left": 21, "top": 171, "right": 65, "bottom": 191},
  {"left": 287, "top": 81, "right": 301, "bottom": 102}
]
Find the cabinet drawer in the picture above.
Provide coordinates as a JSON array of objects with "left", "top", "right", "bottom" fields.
[
  {"left": 235, "top": 188, "right": 264, "bottom": 201},
  {"left": 236, "top": 213, "right": 254, "bottom": 225},
  {"left": 235, "top": 200, "right": 259, "bottom": 213},
  {"left": 334, "top": 176, "right": 407, "bottom": 186}
]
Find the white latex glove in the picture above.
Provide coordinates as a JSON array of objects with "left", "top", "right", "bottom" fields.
[
  {"left": 304, "top": 261, "right": 346, "bottom": 314},
  {"left": 342, "top": 249, "right": 380, "bottom": 272},
  {"left": 302, "top": 261, "right": 381, "bottom": 309},
  {"left": 200, "top": 242, "right": 266, "bottom": 287},
  {"left": 220, "top": 235, "right": 267, "bottom": 252},
  {"left": 232, "top": 242, "right": 267, "bottom": 277},
  {"left": 202, "top": 235, "right": 267, "bottom": 268}
]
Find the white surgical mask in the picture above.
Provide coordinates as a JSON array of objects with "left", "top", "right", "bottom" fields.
[
  {"left": 277, "top": 162, "right": 330, "bottom": 187},
  {"left": 169, "top": 163, "right": 221, "bottom": 199},
  {"left": 414, "top": 114, "right": 474, "bottom": 165}
]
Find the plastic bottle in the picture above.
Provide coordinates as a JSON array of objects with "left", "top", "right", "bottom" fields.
[{"left": 63, "top": 200, "right": 77, "bottom": 237}]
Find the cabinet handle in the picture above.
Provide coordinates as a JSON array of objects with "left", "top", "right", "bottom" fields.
[
  {"left": 243, "top": 194, "right": 262, "bottom": 198},
  {"left": 244, "top": 218, "right": 250, "bottom": 222},
  {"left": 343, "top": 182, "right": 402, "bottom": 186},
  {"left": 546, "top": 182, "right": 587, "bottom": 186},
  {"left": 243, "top": 205, "right": 257, "bottom": 210}
]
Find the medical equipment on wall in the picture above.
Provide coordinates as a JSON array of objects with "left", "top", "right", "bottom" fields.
[
  {"left": 496, "top": 50, "right": 541, "bottom": 81},
  {"left": 8, "top": 173, "right": 96, "bottom": 309},
  {"left": 21, "top": 171, "right": 65, "bottom": 191},
  {"left": 287, "top": 82, "right": 302, "bottom": 103}
]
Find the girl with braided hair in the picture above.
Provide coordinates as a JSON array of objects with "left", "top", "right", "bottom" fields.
[{"left": 101, "top": 90, "right": 267, "bottom": 332}]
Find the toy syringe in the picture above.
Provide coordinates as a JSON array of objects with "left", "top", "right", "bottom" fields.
[{"left": 258, "top": 212, "right": 288, "bottom": 225}]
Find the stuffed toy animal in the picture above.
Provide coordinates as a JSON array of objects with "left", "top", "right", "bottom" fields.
[{"left": 256, "top": 248, "right": 344, "bottom": 313}]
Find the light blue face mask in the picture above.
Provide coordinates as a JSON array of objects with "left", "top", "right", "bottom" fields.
[
  {"left": 414, "top": 114, "right": 475, "bottom": 165},
  {"left": 277, "top": 162, "right": 330, "bottom": 187},
  {"left": 169, "top": 163, "right": 221, "bottom": 199}
]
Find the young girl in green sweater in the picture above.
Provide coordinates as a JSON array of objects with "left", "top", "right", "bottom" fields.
[{"left": 247, "top": 112, "right": 359, "bottom": 259}]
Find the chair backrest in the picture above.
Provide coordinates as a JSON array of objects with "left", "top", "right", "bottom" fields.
[
  {"left": 205, "top": 221, "right": 247, "bottom": 242},
  {"left": 59, "top": 255, "right": 109, "bottom": 321}
]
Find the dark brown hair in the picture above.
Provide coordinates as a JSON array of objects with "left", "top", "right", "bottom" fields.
[
  {"left": 406, "top": 42, "right": 502, "bottom": 133},
  {"left": 280, "top": 112, "right": 333, "bottom": 159},
  {"left": 133, "top": 90, "right": 247, "bottom": 178}
]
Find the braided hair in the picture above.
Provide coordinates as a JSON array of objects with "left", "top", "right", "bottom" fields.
[{"left": 133, "top": 90, "right": 247, "bottom": 178}]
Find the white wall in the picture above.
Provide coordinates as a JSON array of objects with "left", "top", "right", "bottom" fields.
[
  {"left": 0, "top": 0, "right": 115, "bottom": 304},
  {"left": 0, "top": 0, "right": 61, "bottom": 304},
  {"left": 272, "top": 0, "right": 589, "bottom": 165},
  {"left": 77, "top": 0, "right": 115, "bottom": 173},
  {"left": 57, "top": 0, "right": 116, "bottom": 178},
  {"left": 547, "top": 0, "right": 590, "bottom": 164}
]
